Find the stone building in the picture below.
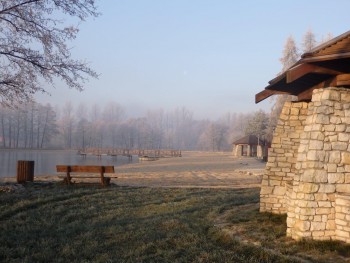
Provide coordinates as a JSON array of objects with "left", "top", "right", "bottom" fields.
[
  {"left": 256, "top": 30, "right": 350, "bottom": 243},
  {"left": 232, "top": 135, "right": 267, "bottom": 159}
]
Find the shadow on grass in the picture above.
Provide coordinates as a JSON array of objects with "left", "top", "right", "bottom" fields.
[
  {"left": 0, "top": 184, "right": 350, "bottom": 262},
  {"left": 221, "top": 202, "right": 350, "bottom": 263}
]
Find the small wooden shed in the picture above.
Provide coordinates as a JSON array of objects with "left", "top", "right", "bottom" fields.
[{"left": 232, "top": 135, "right": 267, "bottom": 158}]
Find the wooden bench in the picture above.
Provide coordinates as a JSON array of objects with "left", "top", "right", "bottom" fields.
[{"left": 56, "top": 165, "right": 116, "bottom": 186}]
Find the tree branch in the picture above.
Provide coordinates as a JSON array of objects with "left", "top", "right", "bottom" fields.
[
  {"left": 0, "top": 0, "right": 41, "bottom": 15},
  {"left": 0, "top": 0, "right": 98, "bottom": 105}
]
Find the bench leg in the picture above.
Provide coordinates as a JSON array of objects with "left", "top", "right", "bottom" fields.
[
  {"left": 66, "top": 169, "right": 72, "bottom": 185},
  {"left": 106, "top": 177, "right": 111, "bottom": 185},
  {"left": 63, "top": 177, "right": 72, "bottom": 185},
  {"left": 102, "top": 177, "right": 110, "bottom": 186}
]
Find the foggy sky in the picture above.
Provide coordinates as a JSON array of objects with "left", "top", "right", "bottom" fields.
[{"left": 35, "top": 0, "right": 350, "bottom": 119}]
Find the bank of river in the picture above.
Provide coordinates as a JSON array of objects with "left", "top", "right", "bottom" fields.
[
  {"left": 0, "top": 149, "right": 137, "bottom": 178},
  {"left": 0, "top": 151, "right": 265, "bottom": 189}
]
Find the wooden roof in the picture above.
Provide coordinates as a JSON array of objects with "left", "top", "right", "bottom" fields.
[
  {"left": 232, "top": 135, "right": 266, "bottom": 145},
  {"left": 256, "top": 30, "right": 350, "bottom": 103}
]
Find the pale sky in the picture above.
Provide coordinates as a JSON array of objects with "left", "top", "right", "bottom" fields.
[{"left": 35, "top": 0, "right": 350, "bottom": 119}]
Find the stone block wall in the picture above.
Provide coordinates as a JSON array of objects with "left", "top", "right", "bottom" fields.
[
  {"left": 287, "top": 87, "right": 350, "bottom": 241},
  {"left": 260, "top": 101, "right": 309, "bottom": 214},
  {"left": 261, "top": 87, "right": 350, "bottom": 243},
  {"left": 335, "top": 194, "right": 350, "bottom": 242}
]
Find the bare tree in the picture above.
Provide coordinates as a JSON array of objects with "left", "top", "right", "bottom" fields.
[
  {"left": 0, "top": 0, "right": 99, "bottom": 106},
  {"left": 320, "top": 32, "right": 334, "bottom": 44},
  {"left": 0, "top": 101, "right": 58, "bottom": 148},
  {"left": 133, "top": 117, "right": 149, "bottom": 149},
  {"left": 103, "top": 102, "right": 124, "bottom": 147},
  {"left": 173, "top": 107, "right": 195, "bottom": 150},
  {"left": 75, "top": 103, "right": 89, "bottom": 149},
  {"left": 199, "top": 122, "right": 228, "bottom": 151},
  {"left": 163, "top": 112, "right": 175, "bottom": 149},
  {"left": 244, "top": 110, "right": 269, "bottom": 138},
  {"left": 117, "top": 121, "right": 137, "bottom": 149},
  {"left": 280, "top": 35, "right": 299, "bottom": 73},
  {"left": 89, "top": 104, "right": 104, "bottom": 147},
  {"left": 61, "top": 101, "right": 75, "bottom": 148},
  {"left": 302, "top": 29, "right": 317, "bottom": 53},
  {"left": 39, "top": 103, "right": 58, "bottom": 148},
  {"left": 146, "top": 109, "right": 165, "bottom": 149},
  {"left": 76, "top": 118, "right": 90, "bottom": 149},
  {"left": 0, "top": 106, "right": 9, "bottom": 147},
  {"left": 268, "top": 35, "right": 300, "bottom": 141}
]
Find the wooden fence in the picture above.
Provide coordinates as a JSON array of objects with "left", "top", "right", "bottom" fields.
[{"left": 77, "top": 148, "right": 181, "bottom": 158}]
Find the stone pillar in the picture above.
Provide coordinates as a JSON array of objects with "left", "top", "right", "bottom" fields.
[
  {"left": 286, "top": 87, "right": 350, "bottom": 241},
  {"left": 260, "top": 101, "right": 309, "bottom": 214},
  {"left": 335, "top": 194, "right": 350, "bottom": 242},
  {"left": 247, "top": 145, "right": 251, "bottom": 157},
  {"left": 257, "top": 145, "right": 263, "bottom": 159},
  {"left": 235, "top": 145, "right": 243, "bottom": 157}
]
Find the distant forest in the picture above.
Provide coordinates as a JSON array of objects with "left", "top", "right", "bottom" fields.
[{"left": 0, "top": 101, "right": 270, "bottom": 151}]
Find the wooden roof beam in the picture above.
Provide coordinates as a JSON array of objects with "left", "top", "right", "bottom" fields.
[
  {"left": 255, "top": 89, "right": 292, "bottom": 103},
  {"left": 297, "top": 75, "right": 350, "bottom": 101},
  {"left": 301, "top": 52, "right": 350, "bottom": 63},
  {"left": 297, "top": 77, "right": 337, "bottom": 101},
  {"left": 286, "top": 63, "right": 344, "bottom": 83},
  {"left": 336, "top": 74, "right": 350, "bottom": 86}
]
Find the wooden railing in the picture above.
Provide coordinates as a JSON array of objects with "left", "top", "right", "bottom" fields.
[{"left": 77, "top": 148, "right": 181, "bottom": 158}]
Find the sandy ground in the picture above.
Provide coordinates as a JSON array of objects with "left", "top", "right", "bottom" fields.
[{"left": 0, "top": 151, "right": 266, "bottom": 189}]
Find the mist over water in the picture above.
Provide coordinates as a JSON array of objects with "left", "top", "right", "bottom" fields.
[{"left": 0, "top": 149, "right": 137, "bottom": 178}]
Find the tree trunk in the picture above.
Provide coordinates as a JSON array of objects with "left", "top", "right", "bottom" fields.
[{"left": 1, "top": 113, "right": 6, "bottom": 148}]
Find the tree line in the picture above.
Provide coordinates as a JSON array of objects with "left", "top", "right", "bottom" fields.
[{"left": 0, "top": 101, "right": 271, "bottom": 151}]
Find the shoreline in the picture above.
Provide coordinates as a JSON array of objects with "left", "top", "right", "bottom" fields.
[{"left": 0, "top": 151, "right": 266, "bottom": 189}]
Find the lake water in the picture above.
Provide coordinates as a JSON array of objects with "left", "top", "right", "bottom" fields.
[{"left": 0, "top": 149, "right": 138, "bottom": 178}]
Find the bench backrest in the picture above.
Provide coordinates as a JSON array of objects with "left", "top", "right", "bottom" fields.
[{"left": 56, "top": 165, "right": 115, "bottom": 173}]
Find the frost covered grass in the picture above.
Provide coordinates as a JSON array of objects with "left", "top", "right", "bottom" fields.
[{"left": 0, "top": 183, "right": 349, "bottom": 262}]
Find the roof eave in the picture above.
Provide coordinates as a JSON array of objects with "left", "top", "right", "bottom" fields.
[{"left": 302, "top": 30, "right": 350, "bottom": 58}]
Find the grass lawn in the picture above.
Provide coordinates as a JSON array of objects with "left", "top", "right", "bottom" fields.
[{"left": 1, "top": 183, "right": 350, "bottom": 262}]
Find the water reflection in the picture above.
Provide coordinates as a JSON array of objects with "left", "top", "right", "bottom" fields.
[{"left": 0, "top": 149, "right": 137, "bottom": 178}]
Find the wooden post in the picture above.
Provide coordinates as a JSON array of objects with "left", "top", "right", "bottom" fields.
[
  {"left": 100, "top": 166, "right": 105, "bottom": 186},
  {"left": 17, "top": 160, "right": 35, "bottom": 184},
  {"left": 66, "top": 166, "right": 71, "bottom": 185}
]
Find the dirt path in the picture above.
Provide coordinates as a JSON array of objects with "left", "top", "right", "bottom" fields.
[
  {"left": 114, "top": 151, "right": 265, "bottom": 188},
  {"left": 1, "top": 151, "right": 266, "bottom": 188}
]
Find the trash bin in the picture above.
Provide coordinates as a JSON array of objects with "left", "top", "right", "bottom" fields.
[{"left": 17, "top": 160, "right": 35, "bottom": 184}]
